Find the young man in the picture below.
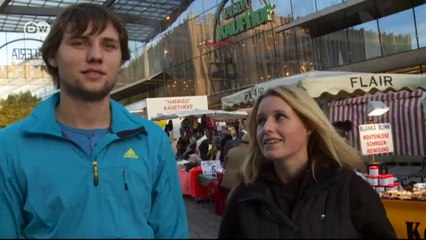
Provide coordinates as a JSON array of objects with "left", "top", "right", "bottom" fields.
[{"left": 0, "top": 3, "right": 188, "bottom": 238}]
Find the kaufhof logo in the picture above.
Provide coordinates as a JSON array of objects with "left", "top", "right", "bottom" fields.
[
  {"left": 211, "top": 0, "right": 275, "bottom": 42},
  {"left": 24, "top": 21, "right": 50, "bottom": 37}
]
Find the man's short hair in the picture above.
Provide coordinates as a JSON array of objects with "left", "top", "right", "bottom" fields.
[{"left": 40, "top": 3, "right": 131, "bottom": 89}]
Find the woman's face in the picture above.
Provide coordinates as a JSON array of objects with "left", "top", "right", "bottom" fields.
[{"left": 256, "top": 95, "right": 310, "bottom": 163}]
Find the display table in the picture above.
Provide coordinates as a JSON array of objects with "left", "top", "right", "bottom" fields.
[
  {"left": 189, "top": 166, "right": 209, "bottom": 199},
  {"left": 382, "top": 199, "right": 426, "bottom": 239},
  {"left": 197, "top": 174, "right": 217, "bottom": 187},
  {"left": 177, "top": 166, "right": 191, "bottom": 195},
  {"left": 197, "top": 173, "right": 226, "bottom": 216}
]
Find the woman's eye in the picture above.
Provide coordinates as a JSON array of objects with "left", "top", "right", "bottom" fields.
[
  {"left": 276, "top": 113, "right": 286, "bottom": 120},
  {"left": 256, "top": 117, "right": 265, "bottom": 125}
]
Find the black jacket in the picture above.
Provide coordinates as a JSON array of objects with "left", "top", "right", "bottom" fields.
[{"left": 218, "top": 163, "right": 396, "bottom": 239}]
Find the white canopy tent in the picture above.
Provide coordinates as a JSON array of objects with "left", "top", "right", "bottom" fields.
[
  {"left": 221, "top": 71, "right": 426, "bottom": 109},
  {"left": 151, "top": 109, "right": 248, "bottom": 121},
  {"left": 221, "top": 71, "right": 426, "bottom": 158}
]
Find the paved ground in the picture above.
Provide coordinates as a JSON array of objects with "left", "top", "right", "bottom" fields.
[{"left": 184, "top": 196, "right": 222, "bottom": 239}]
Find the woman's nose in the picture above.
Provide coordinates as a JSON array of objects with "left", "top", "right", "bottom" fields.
[{"left": 262, "top": 118, "right": 274, "bottom": 132}]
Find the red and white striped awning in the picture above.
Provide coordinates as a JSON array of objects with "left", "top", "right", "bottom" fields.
[{"left": 329, "top": 89, "right": 426, "bottom": 156}]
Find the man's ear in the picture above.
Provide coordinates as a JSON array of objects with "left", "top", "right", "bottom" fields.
[{"left": 48, "top": 57, "right": 57, "bottom": 67}]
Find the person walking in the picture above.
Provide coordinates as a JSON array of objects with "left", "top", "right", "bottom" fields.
[
  {"left": 0, "top": 3, "right": 188, "bottom": 238},
  {"left": 218, "top": 86, "right": 396, "bottom": 239}
]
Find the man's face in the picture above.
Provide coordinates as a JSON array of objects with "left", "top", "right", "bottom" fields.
[{"left": 48, "top": 22, "right": 122, "bottom": 102}]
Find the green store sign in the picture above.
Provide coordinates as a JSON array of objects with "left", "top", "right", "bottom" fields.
[{"left": 214, "top": 0, "right": 275, "bottom": 41}]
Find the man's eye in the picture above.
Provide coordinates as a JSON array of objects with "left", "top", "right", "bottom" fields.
[
  {"left": 72, "top": 41, "right": 86, "bottom": 48},
  {"left": 103, "top": 42, "right": 118, "bottom": 50}
]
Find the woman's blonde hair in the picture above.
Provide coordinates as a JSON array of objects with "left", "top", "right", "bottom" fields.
[{"left": 241, "top": 86, "right": 366, "bottom": 184}]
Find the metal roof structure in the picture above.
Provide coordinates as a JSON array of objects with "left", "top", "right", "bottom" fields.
[{"left": 0, "top": 0, "right": 193, "bottom": 42}]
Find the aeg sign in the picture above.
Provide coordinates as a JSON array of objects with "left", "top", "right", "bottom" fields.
[{"left": 23, "top": 21, "right": 50, "bottom": 37}]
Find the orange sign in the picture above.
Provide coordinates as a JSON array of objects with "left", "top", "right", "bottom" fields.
[{"left": 382, "top": 199, "right": 426, "bottom": 239}]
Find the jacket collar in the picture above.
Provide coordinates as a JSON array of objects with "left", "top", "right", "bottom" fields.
[
  {"left": 237, "top": 161, "right": 343, "bottom": 202},
  {"left": 22, "top": 92, "right": 147, "bottom": 137}
]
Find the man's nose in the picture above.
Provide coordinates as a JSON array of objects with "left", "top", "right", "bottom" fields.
[{"left": 87, "top": 44, "right": 103, "bottom": 63}]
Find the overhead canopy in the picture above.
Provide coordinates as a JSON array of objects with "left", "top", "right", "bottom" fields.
[
  {"left": 0, "top": 0, "right": 193, "bottom": 42},
  {"left": 221, "top": 71, "right": 426, "bottom": 109},
  {"left": 151, "top": 109, "right": 248, "bottom": 121},
  {"left": 110, "top": 71, "right": 173, "bottom": 101}
]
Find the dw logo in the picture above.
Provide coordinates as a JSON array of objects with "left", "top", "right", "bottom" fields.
[{"left": 23, "top": 21, "right": 50, "bottom": 37}]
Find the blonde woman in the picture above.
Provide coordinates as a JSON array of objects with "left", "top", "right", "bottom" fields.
[{"left": 218, "top": 86, "right": 395, "bottom": 238}]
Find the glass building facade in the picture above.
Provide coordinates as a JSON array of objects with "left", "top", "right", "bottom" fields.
[{"left": 116, "top": 0, "right": 426, "bottom": 109}]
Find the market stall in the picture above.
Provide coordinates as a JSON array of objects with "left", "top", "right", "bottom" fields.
[
  {"left": 151, "top": 108, "right": 248, "bottom": 121},
  {"left": 221, "top": 71, "right": 426, "bottom": 159},
  {"left": 380, "top": 183, "right": 426, "bottom": 239},
  {"left": 329, "top": 89, "right": 426, "bottom": 157}
]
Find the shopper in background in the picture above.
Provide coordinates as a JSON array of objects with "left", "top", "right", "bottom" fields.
[
  {"left": 218, "top": 86, "right": 396, "bottom": 238},
  {"left": 221, "top": 133, "right": 250, "bottom": 191},
  {"left": 184, "top": 153, "right": 201, "bottom": 172},
  {"left": 196, "top": 130, "right": 209, "bottom": 160},
  {"left": 183, "top": 136, "right": 197, "bottom": 160},
  {"left": 332, "top": 120, "right": 353, "bottom": 140},
  {"left": 208, "top": 135, "right": 223, "bottom": 161},
  {"left": 0, "top": 3, "right": 188, "bottom": 238},
  {"left": 164, "top": 119, "right": 174, "bottom": 143}
]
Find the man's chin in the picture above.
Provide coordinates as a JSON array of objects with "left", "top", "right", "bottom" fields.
[{"left": 65, "top": 86, "right": 114, "bottom": 102}]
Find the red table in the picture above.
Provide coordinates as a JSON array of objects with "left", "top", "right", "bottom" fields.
[
  {"left": 177, "top": 166, "right": 191, "bottom": 195},
  {"left": 189, "top": 166, "right": 209, "bottom": 199}
]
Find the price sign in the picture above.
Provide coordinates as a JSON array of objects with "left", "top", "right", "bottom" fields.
[{"left": 200, "top": 160, "right": 222, "bottom": 175}]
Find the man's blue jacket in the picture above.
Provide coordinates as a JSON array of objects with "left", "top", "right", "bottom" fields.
[{"left": 0, "top": 93, "right": 189, "bottom": 238}]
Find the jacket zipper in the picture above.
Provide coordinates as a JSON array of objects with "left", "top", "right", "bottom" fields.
[
  {"left": 92, "top": 159, "right": 99, "bottom": 186},
  {"left": 122, "top": 168, "right": 129, "bottom": 191}
]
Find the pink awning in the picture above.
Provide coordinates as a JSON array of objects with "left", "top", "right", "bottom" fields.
[{"left": 329, "top": 89, "right": 426, "bottom": 156}]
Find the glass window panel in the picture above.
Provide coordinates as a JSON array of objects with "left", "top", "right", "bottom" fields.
[
  {"left": 202, "top": 0, "right": 218, "bottom": 12},
  {"left": 379, "top": 9, "right": 417, "bottom": 55},
  {"left": 276, "top": 28, "right": 298, "bottom": 77},
  {"left": 295, "top": 26, "right": 314, "bottom": 73},
  {"left": 415, "top": 4, "right": 426, "bottom": 48},
  {"left": 189, "top": 0, "right": 205, "bottom": 19},
  {"left": 292, "top": 0, "right": 316, "bottom": 19},
  {"left": 270, "top": 0, "right": 293, "bottom": 24},
  {"left": 314, "top": 29, "right": 350, "bottom": 69},
  {"left": 233, "top": 38, "right": 259, "bottom": 89},
  {"left": 166, "top": 24, "right": 192, "bottom": 66},
  {"left": 205, "top": 47, "right": 237, "bottom": 93},
  {"left": 347, "top": 20, "right": 381, "bottom": 63},
  {"left": 251, "top": 0, "right": 264, "bottom": 9},
  {"left": 188, "top": 16, "right": 205, "bottom": 59},
  {"left": 316, "top": 0, "right": 342, "bottom": 11}
]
